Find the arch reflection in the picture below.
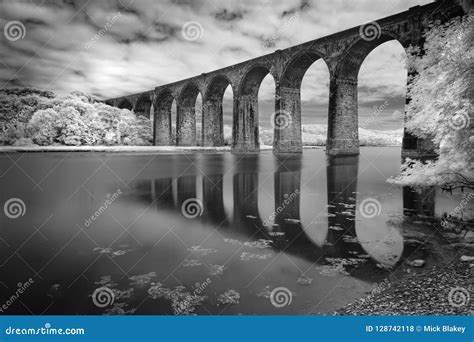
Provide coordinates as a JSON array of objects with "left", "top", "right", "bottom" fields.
[{"left": 125, "top": 153, "right": 437, "bottom": 277}]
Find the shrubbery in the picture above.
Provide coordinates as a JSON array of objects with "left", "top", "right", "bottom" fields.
[{"left": 0, "top": 88, "right": 153, "bottom": 146}]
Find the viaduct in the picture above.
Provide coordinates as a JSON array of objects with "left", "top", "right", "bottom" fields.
[{"left": 106, "top": 1, "right": 464, "bottom": 156}]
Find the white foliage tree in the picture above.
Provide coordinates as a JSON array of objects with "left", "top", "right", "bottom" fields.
[{"left": 389, "top": 13, "right": 473, "bottom": 191}]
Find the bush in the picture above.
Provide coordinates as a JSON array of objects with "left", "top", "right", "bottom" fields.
[
  {"left": 0, "top": 88, "right": 55, "bottom": 141},
  {"left": 13, "top": 138, "right": 36, "bottom": 146},
  {"left": 104, "top": 131, "right": 117, "bottom": 145},
  {"left": 28, "top": 108, "right": 60, "bottom": 145},
  {"left": 2, "top": 88, "right": 154, "bottom": 147}
]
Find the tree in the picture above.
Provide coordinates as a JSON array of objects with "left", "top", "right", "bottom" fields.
[
  {"left": 28, "top": 108, "right": 61, "bottom": 145},
  {"left": 1, "top": 87, "right": 153, "bottom": 146},
  {"left": 0, "top": 88, "right": 54, "bottom": 145},
  {"left": 389, "top": 13, "right": 473, "bottom": 192}
]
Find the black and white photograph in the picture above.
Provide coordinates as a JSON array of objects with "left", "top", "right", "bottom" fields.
[{"left": 0, "top": 0, "right": 472, "bottom": 340}]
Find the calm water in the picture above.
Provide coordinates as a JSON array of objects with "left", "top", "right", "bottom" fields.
[{"left": 0, "top": 147, "right": 468, "bottom": 315}]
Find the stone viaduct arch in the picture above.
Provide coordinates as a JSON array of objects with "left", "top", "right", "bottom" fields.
[
  {"left": 153, "top": 89, "right": 174, "bottom": 146},
  {"left": 117, "top": 98, "right": 133, "bottom": 111},
  {"left": 177, "top": 82, "right": 202, "bottom": 146},
  {"left": 106, "top": 1, "right": 464, "bottom": 156},
  {"left": 203, "top": 75, "right": 232, "bottom": 147},
  {"left": 276, "top": 50, "right": 330, "bottom": 153},
  {"left": 234, "top": 64, "right": 276, "bottom": 152},
  {"left": 135, "top": 93, "right": 153, "bottom": 120}
]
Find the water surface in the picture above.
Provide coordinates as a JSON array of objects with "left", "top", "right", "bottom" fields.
[{"left": 0, "top": 147, "right": 468, "bottom": 315}]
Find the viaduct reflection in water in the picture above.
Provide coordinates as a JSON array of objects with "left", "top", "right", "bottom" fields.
[{"left": 130, "top": 155, "right": 436, "bottom": 270}]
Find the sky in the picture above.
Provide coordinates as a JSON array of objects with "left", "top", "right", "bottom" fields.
[{"left": 0, "top": 0, "right": 434, "bottom": 130}]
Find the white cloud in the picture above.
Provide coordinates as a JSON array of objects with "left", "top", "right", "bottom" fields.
[{"left": 0, "top": 0, "right": 430, "bottom": 129}]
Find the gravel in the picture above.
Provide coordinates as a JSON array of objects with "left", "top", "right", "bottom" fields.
[{"left": 336, "top": 261, "right": 473, "bottom": 315}]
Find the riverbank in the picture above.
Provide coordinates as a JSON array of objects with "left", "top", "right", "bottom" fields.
[
  {"left": 0, "top": 145, "right": 234, "bottom": 153},
  {"left": 336, "top": 259, "right": 472, "bottom": 315},
  {"left": 0, "top": 145, "right": 325, "bottom": 153},
  {"left": 335, "top": 222, "right": 474, "bottom": 315},
  {"left": 0, "top": 144, "right": 405, "bottom": 153}
]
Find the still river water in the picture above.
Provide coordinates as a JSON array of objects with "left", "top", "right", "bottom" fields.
[{"left": 0, "top": 147, "right": 469, "bottom": 315}]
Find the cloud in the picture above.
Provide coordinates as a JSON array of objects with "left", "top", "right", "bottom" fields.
[{"left": 0, "top": 0, "right": 430, "bottom": 128}]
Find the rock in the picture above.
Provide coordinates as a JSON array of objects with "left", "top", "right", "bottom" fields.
[
  {"left": 459, "top": 255, "right": 474, "bottom": 262},
  {"left": 406, "top": 259, "right": 426, "bottom": 267}
]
